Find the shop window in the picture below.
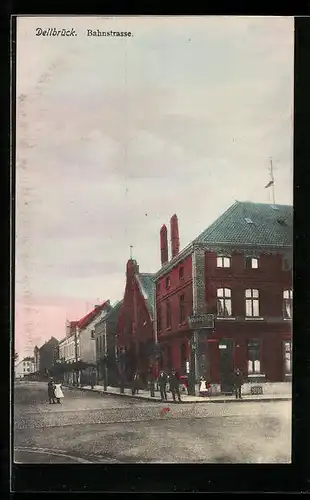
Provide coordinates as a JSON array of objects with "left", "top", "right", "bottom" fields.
[
  {"left": 283, "top": 341, "right": 292, "bottom": 374},
  {"left": 283, "top": 289, "right": 293, "bottom": 319},
  {"left": 217, "top": 288, "right": 232, "bottom": 317},
  {"left": 247, "top": 339, "right": 261, "bottom": 374},
  {"left": 245, "top": 289, "right": 260, "bottom": 317}
]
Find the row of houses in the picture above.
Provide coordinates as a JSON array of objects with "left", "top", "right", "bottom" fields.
[{"left": 32, "top": 200, "right": 292, "bottom": 395}]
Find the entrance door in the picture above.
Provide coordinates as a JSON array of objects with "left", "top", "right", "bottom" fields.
[{"left": 219, "top": 339, "right": 235, "bottom": 394}]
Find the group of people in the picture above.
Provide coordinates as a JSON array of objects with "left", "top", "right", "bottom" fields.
[
  {"left": 47, "top": 377, "right": 64, "bottom": 404},
  {"left": 132, "top": 369, "right": 182, "bottom": 402}
]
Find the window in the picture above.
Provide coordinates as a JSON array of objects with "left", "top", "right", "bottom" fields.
[
  {"left": 166, "top": 301, "right": 171, "bottom": 328},
  {"left": 284, "top": 341, "right": 292, "bottom": 374},
  {"left": 245, "top": 217, "right": 253, "bottom": 224},
  {"left": 245, "top": 257, "right": 259, "bottom": 269},
  {"left": 156, "top": 282, "right": 160, "bottom": 294},
  {"left": 283, "top": 289, "right": 293, "bottom": 318},
  {"left": 248, "top": 340, "right": 261, "bottom": 374},
  {"left": 217, "top": 256, "right": 231, "bottom": 268},
  {"left": 179, "top": 267, "right": 184, "bottom": 280},
  {"left": 179, "top": 294, "right": 185, "bottom": 323},
  {"left": 245, "top": 289, "right": 259, "bottom": 317},
  {"left": 217, "top": 288, "right": 232, "bottom": 317},
  {"left": 91, "top": 329, "right": 95, "bottom": 339},
  {"left": 96, "top": 338, "right": 99, "bottom": 353},
  {"left": 157, "top": 305, "right": 162, "bottom": 331},
  {"left": 165, "top": 276, "right": 171, "bottom": 289}
]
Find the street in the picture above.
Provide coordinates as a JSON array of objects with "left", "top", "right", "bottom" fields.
[{"left": 14, "top": 381, "right": 291, "bottom": 464}]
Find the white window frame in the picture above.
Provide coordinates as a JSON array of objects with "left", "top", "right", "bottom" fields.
[
  {"left": 245, "top": 289, "right": 260, "bottom": 317},
  {"left": 217, "top": 255, "right": 231, "bottom": 268},
  {"left": 217, "top": 288, "right": 232, "bottom": 317},
  {"left": 283, "top": 289, "right": 293, "bottom": 319}
]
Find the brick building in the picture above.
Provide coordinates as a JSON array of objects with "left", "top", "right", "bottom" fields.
[
  {"left": 116, "top": 259, "right": 156, "bottom": 385},
  {"left": 155, "top": 202, "right": 292, "bottom": 392}
]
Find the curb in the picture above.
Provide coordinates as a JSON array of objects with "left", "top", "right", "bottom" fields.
[{"left": 63, "top": 385, "right": 291, "bottom": 404}]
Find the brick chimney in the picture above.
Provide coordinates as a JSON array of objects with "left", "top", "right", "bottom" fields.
[
  {"left": 160, "top": 224, "right": 168, "bottom": 266},
  {"left": 170, "top": 214, "right": 180, "bottom": 258}
]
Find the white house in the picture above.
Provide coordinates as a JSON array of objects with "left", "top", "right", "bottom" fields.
[
  {"left": 79, "top": 302, "right": 112, "bottom": 364},
  {"left": 15, "top": 357, "right": 35, "bottom": 379}
]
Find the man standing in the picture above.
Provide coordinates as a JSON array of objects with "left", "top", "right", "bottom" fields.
[
  {"left": 47, "top": 377, "right": 56, "bottom": 404},
  {"left": 169, "top": 370, "right": 182, "bottom": 402},
  {"left": 158, "top": 370, "right": 168, "bottom": 401},
  {"left": 234, "top": 368, "right": 244, "bottom": 399}
]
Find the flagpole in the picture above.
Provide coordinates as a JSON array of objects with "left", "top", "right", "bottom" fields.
[{"left": 270, "top": 158, "right": 276, "bottom": 205}]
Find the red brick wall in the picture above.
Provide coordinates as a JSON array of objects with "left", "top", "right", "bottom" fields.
[
  {"left": 205, "top": 249, "right": 292, "bottom": 382},
  {"left": 156, "top": 255, "right": 193, "bottom": 336},
  {"left": 205, "top": 250, "right": 292, "bottom": 318}
]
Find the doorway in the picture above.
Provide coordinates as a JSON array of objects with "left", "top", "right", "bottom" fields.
[{"left": 219, "top": 339, "right": 235, "bottom": 394}]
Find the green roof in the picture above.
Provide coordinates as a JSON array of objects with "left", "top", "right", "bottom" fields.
[
  {"left": 137, "top": 273, "right": 156, "bottom": 318},
  {"left": 195, "top": 201, "right": 293, "bottom": 248}
]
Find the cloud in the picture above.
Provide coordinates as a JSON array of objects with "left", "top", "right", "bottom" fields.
[{"left": 15, "top": 16, "right": 294, "bottom": 356}]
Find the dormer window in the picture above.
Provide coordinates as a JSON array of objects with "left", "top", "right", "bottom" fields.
[
  {"left": 165, "top": 276, "right": 171, "bottom": 289},
  {"left": 217, "top": 255, "right": 231, "bottom": 268}
]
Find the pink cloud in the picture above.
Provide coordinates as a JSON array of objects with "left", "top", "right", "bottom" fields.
[{"left": 14, "top": 295, "right": 105, "bottom": 358}]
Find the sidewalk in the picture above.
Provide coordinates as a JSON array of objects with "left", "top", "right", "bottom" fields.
[{"left": 64, "top": 384, "right": 292, "bottom": 404}]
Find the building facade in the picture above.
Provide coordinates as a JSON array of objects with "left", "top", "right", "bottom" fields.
[
  {"left": 58, "top": 321, "right": 81, "bottom": 385},
  {"left": 116, "top": 259, "right": 157, "bottom": 385},
  {"left": 78, "top": 301, "right": 112, "bottom": 384},
  {"left": 94, "top": 301, "right": 123, "bottom": 386},
  {"left": 15, "top": 357, "right": 35, "bottom": 379},
  {"left": 35, "top": 337, "right": 59, "bottom": 377},
  {"left": 155, "top": 203, "right": 293, "bottom": 392}
]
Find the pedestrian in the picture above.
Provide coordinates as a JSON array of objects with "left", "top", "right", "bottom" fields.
[
  {"left": 132, "top": 371, "right": 140, "bottom": 395},
  {"left": 148, "top": 368, "right": 155, "bottom": 398},
  {"left": 234, "top": 367, "right": 244, "bottom": 399},
  {"left": 54, "top": 382, "right": 64, "bottom": 404},
  {"left": 90, "top": 369, "right": 96, "bottom": 389},
  {"left": 169, "top": 369, "right": 182, "bottom": 402},
  {"left": 158, "top": 370, "right": 168, "bottom": 401},
  {"left": 47, "top": 377, "right": 56, "bottom": 404},
  {"left": 199, "top": 376, "right": 209, "bottom": 397}
]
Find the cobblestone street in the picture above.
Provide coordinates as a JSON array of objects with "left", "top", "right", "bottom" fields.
[{"left": 14, "top": 381, "right": 291, "bottom": 463}]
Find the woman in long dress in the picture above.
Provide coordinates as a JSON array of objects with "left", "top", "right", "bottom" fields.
[{"left": 54, "top": 383, "right": 64, "bottom": 404}]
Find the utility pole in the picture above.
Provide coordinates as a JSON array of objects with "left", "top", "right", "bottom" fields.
[{"left": 269, "top": 158, "right": 276, "bottom": 205}]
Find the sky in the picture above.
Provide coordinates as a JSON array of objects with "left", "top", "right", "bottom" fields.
[{"left": 15, "top": 16, "right": 294, "bottom": 358}]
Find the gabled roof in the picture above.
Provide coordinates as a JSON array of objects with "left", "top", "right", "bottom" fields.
[
  {"left": 195, "top": 201, "right": 293, "bottom": 247},
  {"left": 78, "top": 301, "right": 110, "bottom": 330},
  {"left": 156, "top": 201, "right": 293, "bottom": 278},
  {"left": 136, "top": 273, "right": 156, "bottom": 318},
  {"left": 96, "top": 300, "right": 123, "bottom": 325}
]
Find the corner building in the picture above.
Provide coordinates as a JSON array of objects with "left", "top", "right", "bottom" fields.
[{"left": 155, "top": 202, "right": 292, "bottom": 392}]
